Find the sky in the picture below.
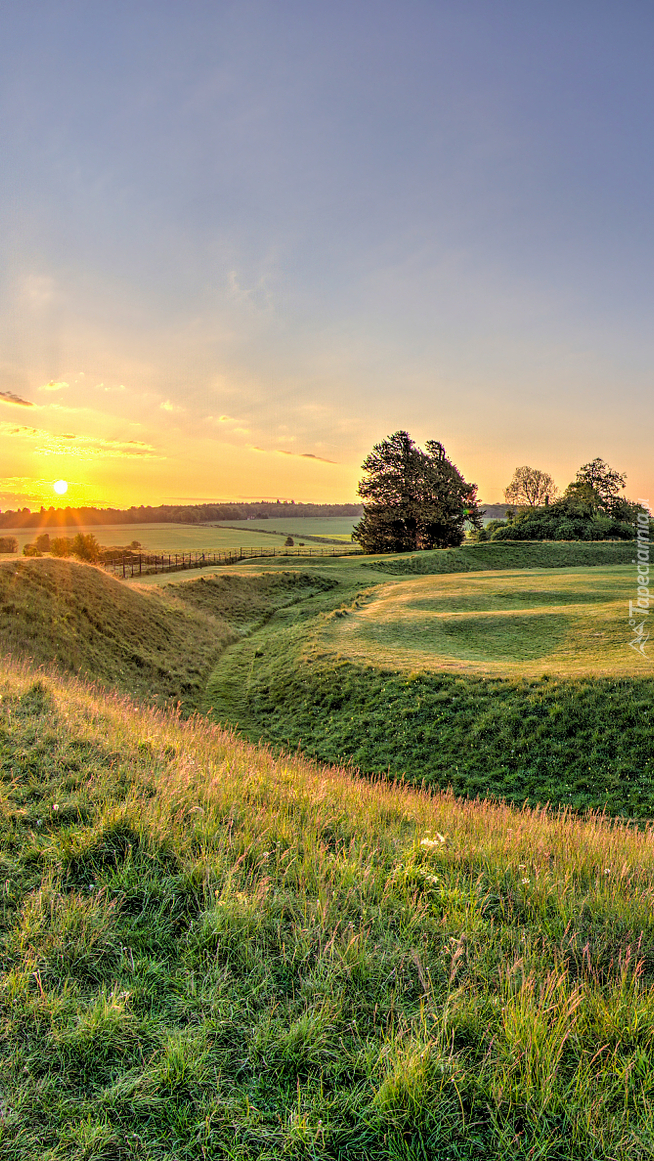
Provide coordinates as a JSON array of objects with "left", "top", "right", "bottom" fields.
[{"left": 1, "top": 0, "right": 654, "bottom": 510}]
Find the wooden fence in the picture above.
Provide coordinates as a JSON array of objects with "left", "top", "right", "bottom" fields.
[{"left": 103, "top": 544, "right": 362, "bottom": 579}]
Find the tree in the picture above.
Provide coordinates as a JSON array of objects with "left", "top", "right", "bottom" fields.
[
  {"left": 573, "top": 458, "right": 626, "bottom": 512},
  {"left": 284, "top": 536, "right": 294, "bottom": 546},
  {"left": 504, "top": 466, "right": 558, "bottom": 507},
  {"left": 352, "top": 431, "right": 482, "bottom": 553},
  {"left": 51, "top": 537, "right": 73, "bottom": 557},
  {"left": 71, "top": 533, "right": 101, "bottom": 562}
]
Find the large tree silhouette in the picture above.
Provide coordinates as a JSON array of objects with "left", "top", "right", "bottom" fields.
[{"left": 352, "top": 431, "right": 482, "bottom": 553}]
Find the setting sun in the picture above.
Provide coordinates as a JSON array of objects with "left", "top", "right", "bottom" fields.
[{"left": 53, "top": 480, "right": 68, "bottom": 496}]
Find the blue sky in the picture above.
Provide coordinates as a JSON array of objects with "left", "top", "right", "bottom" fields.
[{"left": 1, "top": 0, "right": 653, "bottom": 507}]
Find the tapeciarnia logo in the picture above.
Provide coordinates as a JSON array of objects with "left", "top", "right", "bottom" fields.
[{"left": 629, "top": 501, "right": 651, "bottom": 658}]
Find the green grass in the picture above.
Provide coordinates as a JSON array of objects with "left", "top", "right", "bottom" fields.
[
  {"left": 321, "top": 567, "right": 639, "bottom": 677},
  {"left": 5, "top": 660, "right": 654, "bottom": 1158},
  {"left": 367, "top": 540, "right": 636, "bottom": 574},
  {"left": 205, "top": 560, "right": 654, "bottom": 819},
  {"left": 219, "top": 516, "right": 359, "bottom": 543},
  {"left": 0, "top": 559, "right": 335, "bottom": 709},
  {"left": 1, "top": 518, "right": 360, "bottom": 558}
]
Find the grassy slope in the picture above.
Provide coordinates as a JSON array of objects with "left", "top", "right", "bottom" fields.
[
  {"left": 207, "top": 560, "right": 654, "bottom": 819},
  {"left": 368, "top": 541, "right": 636, "bottom": 575},
  {"left": 5, "top": 660, "right": 654, "bottom": 1159},
  {"left": 0, "top": 560, "right": 334, "bottom": 710}
]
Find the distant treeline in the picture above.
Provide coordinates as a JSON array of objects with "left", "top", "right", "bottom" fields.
[{"left": 0, "top": 500, "right": 362, "bottom": 529}]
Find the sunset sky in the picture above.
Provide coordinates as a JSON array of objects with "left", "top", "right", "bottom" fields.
[{"left": 2, "top": 2, "right": 654, "bottom": 510}]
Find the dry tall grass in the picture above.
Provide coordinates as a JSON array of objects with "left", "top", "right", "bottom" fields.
[{"left": 2, "top": 655, "right": 654, "bottom": 1157}]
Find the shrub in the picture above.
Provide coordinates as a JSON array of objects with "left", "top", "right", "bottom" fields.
[
  {"left": 0, "top": 536, "right": 18, "bottom": 553},
  {"left": 22, "top": 543, "right": 42, "bottom": 557},
  {"left": 284, "top": 536, "right": 294, "bottom": 547},
  {"left": 72, "top": 533, "right": 101, "bottom": 562},
  {"left": 491, "top": 524, "right": 527, "bottom": 541},
  {"left": 51, "top": 538, "right": 73, "bottom": 557}
]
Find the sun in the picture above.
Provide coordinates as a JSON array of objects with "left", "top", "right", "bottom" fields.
[{"left": 53, "top": 479, "right": 68, "bottom": 496}]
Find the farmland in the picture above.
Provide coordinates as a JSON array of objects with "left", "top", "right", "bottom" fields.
[
  {"left": 0, "top": 517, "right": 362, "bottom": 563},
  {"left": 0, "top": 522, "right": 293, "bottom": 557},
  {"left": 219, "top": 516, "right": 358, "bottom": 542}
]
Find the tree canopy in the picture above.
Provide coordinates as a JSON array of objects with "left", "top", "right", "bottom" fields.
[
  {"left": 572, "top": 458, "right": 627, "bottom": 512},
  {"left": 352, "top": 431, "right": 482, "bottom": 553},
  {"left": 504, "top": 465, "right": 558, "bottom": 507},
  {"left": 485, "top": 457, "right": 643, "bottom": 543}
]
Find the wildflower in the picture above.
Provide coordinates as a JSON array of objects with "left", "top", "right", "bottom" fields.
[
  {"left": 421, "top": 833, "right": 446, "bottom": 848},
  {"left": 521, "top": 878, "right": 530, "bottom": 885},
  {"left": 604, "top": 868, "right": 611, "bottom": 875},
  {"left": 52, "top": 804, "right": 59, "bottom": 812}
]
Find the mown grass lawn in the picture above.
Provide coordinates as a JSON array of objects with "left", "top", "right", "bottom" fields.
[{"left": 320, "top": 566, "right": 639, "bottom": 678}]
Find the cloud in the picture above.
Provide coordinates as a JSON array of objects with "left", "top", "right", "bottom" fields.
[
  {"left": 205, "top": 414, "right": 251, "bottom": 436},
  {"left": 276, "top": 450, "right": 338, "bottom": 464},
  {"left": 0, "top": 391, "right": 33, "bottom": 407},
  {"left": 39, "top": 380, "right": 69, "bottom": 392},
  {"left": 251, "top": 446, "right": 337, "bottom": 464},
  {"left": 0, "top": 421, "right": 161, "bottom": 459},
  {"left": 160, "top": 399, "right": 184, "bottom": 413}
]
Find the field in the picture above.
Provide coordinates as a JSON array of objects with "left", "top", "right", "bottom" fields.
[
  {"left": 0, "top": 517, "right": 361, "bottom": 560},
  {"left": 2, "top": 543, "right": 654, "bottom": 1157},
  {"left": 219, "top": 516, "right": 358, "bottom": 542},
  {"left": 0, "top": 522, "right": 301, "bottom": 558}
]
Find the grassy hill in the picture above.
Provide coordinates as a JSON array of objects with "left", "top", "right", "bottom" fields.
[
  {"left": 367, "top": 540, "right": 636, "bottom": 575},
  {"left": 4, "top": 658, "right": 654, "bottom": 1159},
  {"left": 205, "top": 559, "right": 654, "bottom": 819},
  {"left": 0, "top": 559, "right": 335, "bottom": 709}
]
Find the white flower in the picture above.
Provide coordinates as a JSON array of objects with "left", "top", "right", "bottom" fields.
[
  {"left": 521, "top": 878, "right": 530, "bottom": 885},
  {"left": 421, "top": 833, "right": 445, "bottom": 848}
]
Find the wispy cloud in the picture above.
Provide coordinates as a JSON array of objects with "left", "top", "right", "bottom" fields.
[
  {"left": 0, "top": 421, "right": 161, "bottom": 459},
  {"left": 160, "top": 399, "right": 184, "bottom": 413},
  {"left": 276, "top": 449, "right": 337, "bottom": 464},
  {"left": 0, "top": 391, "right": 33, "bottom": 407},
  {"left": 206, "top": 414, "right": 251, "bottom": 436},
  {"left": 39, "top": 380, "right": 69, "bottom": 393}
]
